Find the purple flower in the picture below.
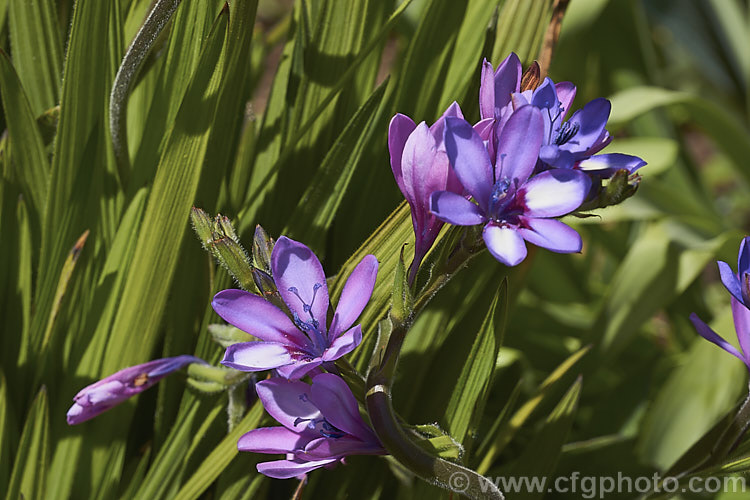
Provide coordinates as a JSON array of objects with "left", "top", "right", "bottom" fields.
[
  {"left": 690, "top": 298, "right": 750, "bottom": 372},
  {"left": 389, "top": 103, "right": 465, "bottom": 281},
  {"left": 238, "top": 373, "right": 385, "bottom": 479},
  {"left": 213, "top": 236, "right": 378, "bottom": 380},
  {"left": 513, "top": 77, "right": 646, "bottom": 176},
  {"left": 67, "top": 355, "right": 205, "bottom": 424},
  {"left": 718, "top": 236, "right": 750, "bottom": 308},
  {"left": 430, "top": 106, "right": 590, "bottom": 267}
]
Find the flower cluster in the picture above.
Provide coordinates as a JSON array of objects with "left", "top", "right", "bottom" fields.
[
  {"left": 389, "top": 53, "right": 646, "bottom": 270},
  {"left": 67, "top": 53, "right": 648, "bottom": 485}
]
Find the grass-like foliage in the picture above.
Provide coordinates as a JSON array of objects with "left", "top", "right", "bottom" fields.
[{"left": 2, "top": 0, "right": 750, "bottom": 499}]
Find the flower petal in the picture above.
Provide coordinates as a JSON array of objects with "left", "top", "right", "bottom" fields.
[
  {"left": 555, "top": 81, "right": 576, "bottom": 118},
  {"left": 690, "top": 313, "right": 747, "bottom": 367},
  {"left": 565, "top": 98, "right": 610, "bottom": 152},
  {"left": 483, "top": 224, "right": 527, "bottom": 266},
  {"left": 496, "top": 105, "right": 544, "bottom": 184},
  {"left": 222, "top": 342, "right": 295, "bottom": 372},
  {"left": 322, "top": 325, "right": 362, "bottom": 362},
  {"left": 493, "top": 52, "right": 521, "bottom": 114},
  {"left": 256, "top": 458, "right": 338, "bottom": 479},
  {"left": 389, "top": 113, "right": 417, "bottom": 196},
  {"left": 430, "top": 101, "right": 464, "bottom": 147},
  {"left": 718, "top": 260, "right": 744, "bottom": 304},
  {"left": 577, "top": 153, "right": 646, "bottom": 175},
  {"left": 739, "top": 237, "right": 750, "bottom": 276},
  {"left": 237, "top": 426, "right": 311, "bottom": 454},
  {"left": 272, "top": 236, "right": 330, "bottom": 333},
  {"left": 276, "top": 360, "right": 324, "bottom": 381},
  {"left": 479, "top": 59, "right": 495, "bottom": 119},
  {"left": 212, "top": 289, "right": 308, "bottom": 348},
  {"left": 520, "top": 169, "right": 590, "bottom": 217},
  {"left": 731, "top": 298, "right": 750, "bottom": 364},
  {"left": 304, "top": 436, "right": 384, "bottom": 459},
  {"left": 255, "top": 378, "right": 323, "bottom": 433},
  {"left": 518, "top": 218, "right": 582, "bottom": 253},
  {"left": 329, "top": 255, "right": 378, "bottom": 338},
  {"left": 310, "top": 373, "right": 373, "bottom": 440},
  {"left": 430, "top": 191, "right": 486, "bottom": 226},
  {"left": 444, "top": 117, "right": 493, "bottom": 211}
]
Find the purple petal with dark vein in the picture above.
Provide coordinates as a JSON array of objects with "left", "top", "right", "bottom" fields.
[
  {"left": 221, "top": 342, "right": 294, "bottom": 372},
  {"left": 430, "top": 191, "right": 486, "bottom": 226},
  {"left": 690, "top": 313, "right": 747, "bottom": 366},
  {"left": 555, "top": 81, "right": 576, "bottom": 118},
  {"left": 272, "top": 236, "right": 330, "bottom": 333},
  {"left": 322, "top": 325, "right": 362, "bottom": 362},
  {"left": 483, "top": 224, "right": 527, "bottom": 267},
  {"left": 237, "top": 426, "right": 311, "bottom": 454},
  {"left": 718, "top": 260, "right": 744, "bottom": 304},
  {"left": 304, "top": 436, "right": 384, "bottom": 459},
  {"left": 256, "top": 458, "right": 339, "bottom": 479},
  {"left": 444, "top": 117, "right": 493, "bottom": 211},
  {"left": 496, "top": 105, "right": 544, "bottom": 184},
  {"left": 731, "top": 297, "right": 750, "bottom": 364},
  {"left": 521, "top": 169, "right": 589, "bottom": 217},
  {"left": 310, "top": 373, "right": 373, "bottom": 440},
  {"left": 518, "top": 218, "right": 582, "bottom": 253},
  {"left": 479, "top": 59, "right": 495, "bottom": 119},
  {"left": 577, "top": 153, "right": 646, "bottom": 174},
  {"left": 275, "top": 359, "right": 324, "bottom": 381},
  {"left": 212, "top": 289, "right": 309, "bottom": 348},
  {"left": 564, "top": 98, "right": 610, "bottom": 152},
  {"left": 493, "top": 52, "right": 521, "bottom": 113},
  {"left": 255, "top": 378, "right": 321, "bottom": 432},
  {"left": 329, "top": 255, "right": 378, "bottom": 338},
  {"left": 388, "top": 113, "right": 417, "bottom": 196}
]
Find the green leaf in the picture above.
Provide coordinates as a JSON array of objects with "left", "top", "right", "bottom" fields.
[
  {"left": 283, "top": 79, "right": 388, "bottom": 253},
  {"left": 389, "top": 244, "right": 415, "bottom": 326},
  {"left": 477, "top": 345, "right": 590, "bottom": 474},
  {"left": 608, "top": 86, "right": 750, "bottom": 186},
  {"left": 7, "top": 0, "right": 62, "bottom": 114},
  {"left": 0, "top": 369, "right": 14, "bottom": 494},
  {"left": 5, "top": 387, "right": 49, "bottom": 500},
  {"left": 173, "top": 400, "right": 264, "bottom": 500},
  {"left": 638, "top": 310, "right": 747, "bottom": 470},
  {"left": 492, "top": 0, "right": 555, "bottom": 66},
  {"left": 0, "top": 50, "right": 50, "bottom": 231},
  {"left": 102, "top": 8, "right": 230, "bottom": 371},
  {"left": 444, "top": 279, "right": 508, "bottom": 453},
  {"left": 504, "top": 378, "right": 582, "bottom": 500}
]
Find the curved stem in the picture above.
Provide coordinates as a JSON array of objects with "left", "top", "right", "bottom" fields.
[{"left": 109, "top": 0, "right": 183, "bottom": 186}]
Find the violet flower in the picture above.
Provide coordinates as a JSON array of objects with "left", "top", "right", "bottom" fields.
[
  {"left": 430, "top": 105, "right": 590, "bottom": 267},
  {"left": 238, "top": 373, "right": 385, "bottom": 479},
  {"left": 67, "top": 355, "right": 205, "bottom": 424},
  {"left": 389, "top": 103, "right": 465, "bottom": 281},
  {"left": 213, "top": 236, "right": 378, "bottom": 380},
  {"left": 690, "top": 298, "right": 750, "bottom": 372},
  {"left": 513, "top": 77, "right": 646, "bottom": 176},
  {"left": 718, "top": 236, "right": 750, "bottom": 308}
]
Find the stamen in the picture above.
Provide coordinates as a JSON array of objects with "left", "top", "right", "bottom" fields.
[{"left": 554, "top": 121, "right": 580, "bottom": 145}]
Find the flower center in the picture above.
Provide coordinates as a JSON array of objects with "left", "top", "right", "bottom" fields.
[
  {"left": 288, "top": 283, "right": 327, "bottom": 349},
  {"left": 488, "top": 176, "right": 521, "bottom": 223},
  {"left": 554, "top": 120, "right": 580, "bottom": 146},
  {"left": 742, "top": 272, "right": 750, "bottom": 306},
  {"left": 293, "top": 410, "right": 346, "bottom": 439}
]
